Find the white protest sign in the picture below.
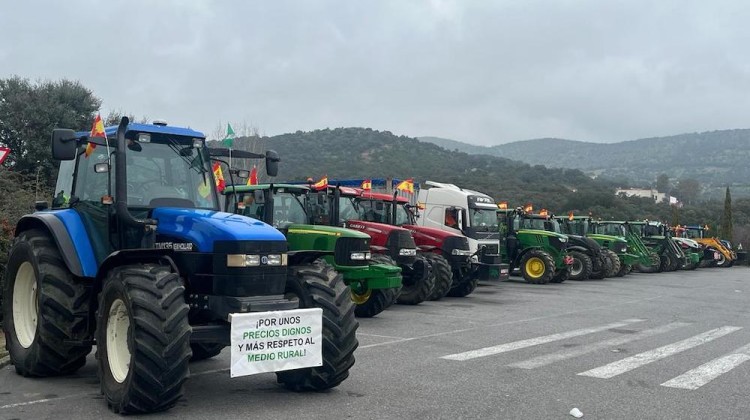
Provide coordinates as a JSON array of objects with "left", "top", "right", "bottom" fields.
[{"left": 230, "top": 308, "right": 322, "bottom": 378}]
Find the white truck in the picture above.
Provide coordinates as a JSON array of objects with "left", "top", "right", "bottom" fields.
[{"left": 416, "top": 181, "right": 507, "bottom": 281}]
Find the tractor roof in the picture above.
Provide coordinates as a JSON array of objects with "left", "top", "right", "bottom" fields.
[
  {"left": 223, "top": 184, "right": 308, "bottom": 194},
  {"left": 75, "top": 122, "right": 205, "bottom": 139}
]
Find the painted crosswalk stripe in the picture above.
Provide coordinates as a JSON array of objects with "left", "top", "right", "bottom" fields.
[
  {"left": 578, "top": 326, "right": 742, "bottom": 379},
  {"left": 441, "top": 318, "right": 645, "bottom": 361},
  {"left": 509, "top": 322, "right": 690, "bottom": 369},
  {"left": 661, "top": 343, "right": 750, "bottom": 390}
]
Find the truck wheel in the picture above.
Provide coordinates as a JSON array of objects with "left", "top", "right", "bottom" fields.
[
  {"left": 447, "top": 266, "right": 478, "bottom": 297},
  {"left": 520, "top": 250, "right": 555, "bottom": 284},
  {"left": 190, "top": 343, "right": 225, "bottom": 361},
  {"left": 96, "top": 264, "right": 191, "bottom": 414},
  {"left": 602, "top": 250, "right": 621, "bottom": 277},
  {"left": 396, "top": 255, "right": 434, "bottom": 305},
  {"left": 550, "top": 266, "right": 570, "bottom": 283},
  {"left": 277, "top": 262, "right": 358, "bottom": 391},
  {"left": 423, "top": 253, "right": 453, "bottom": 300},
  {"left": 568, "top": 251, "right": 592, "bottom": 281},
  {"left": 2, "top": 229, "right": 91, "bottom": 377}
]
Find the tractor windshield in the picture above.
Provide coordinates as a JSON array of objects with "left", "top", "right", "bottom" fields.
[
  {"left": 271, "top": 192, "right": 307, "bottom": 228},
  {"left": 685, "top": 229, "right": 704, "bottom": 239},
  {"left": 519, "top": 217, "right": 546, "bottom": 231},
  {"left": 596, "top": 223, "right": 626, "bottom": 237},
  {"left": 354, "top": 199, "right": 389, "bottom": 223},
  {"left": 468, "top": 208, "right": 498, "bottom": 230},
  {"left": 118, "top": 135, "right": 217, "bottom": 209}
]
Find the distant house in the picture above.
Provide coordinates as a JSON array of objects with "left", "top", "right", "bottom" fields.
[{"left": 615, "top": 188, "right": 679, "bottom": 205}]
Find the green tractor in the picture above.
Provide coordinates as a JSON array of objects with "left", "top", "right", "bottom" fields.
[
  {"left": 223, "top": 184, "right": 403, "bottom": 318},
  {"left": 497, "top": 208, "right": 573, "bottom": 284},
  {"left": 590, "top": 221, "right": 661, "bottom": 273},
  {"left": 628, "top": 221, "right": 687, "bottom": 272},
  {"left": 554, "top": 215, "right": 624, "bottom": 279},
  {"left": 557, "top": 216, "right": 638, "bottom": 277}
]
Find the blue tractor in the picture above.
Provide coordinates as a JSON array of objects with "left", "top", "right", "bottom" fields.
[{"left": 1, "top": 118, "right": 358, "bottom": 414}]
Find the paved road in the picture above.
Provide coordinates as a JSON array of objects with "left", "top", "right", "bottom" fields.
[{"left": 2, "top": 267, "right": 749, "bottom": 419}]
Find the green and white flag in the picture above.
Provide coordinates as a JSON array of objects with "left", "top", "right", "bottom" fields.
[{"left": 223, "top": 123, "right": 235, "bottom": 147}]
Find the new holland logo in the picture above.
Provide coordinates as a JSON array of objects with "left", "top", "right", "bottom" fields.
[{"left": 261, "top": 256, "right": 269, "bottom": 265}]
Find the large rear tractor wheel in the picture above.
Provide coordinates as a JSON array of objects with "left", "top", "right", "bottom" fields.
[
  {"left": 396, "top": 255, "right": 434, "bottom": 305},
  {"left": 423, "top": 253, "right": 453, "bottom": 300},
  {"left": 602, "top": 250, "right": 621, "bottom": 277},
  {"left": 568, "top": 251, "right": 593, "bottom": 281},
  {"left": 277, "top": 262, "right": 358, "bottom": 391},
  {"left": 520, "top": 250, "right": 555, "bottom": 284},
  {"left": 447, "top": 266, "right": 478, "bottom": 297},
  {"left": 96, "top": 264, "right": 191, "bottom": 414},
  {"left": 2, "top": 229, "right": 91, "bottom": 377}
]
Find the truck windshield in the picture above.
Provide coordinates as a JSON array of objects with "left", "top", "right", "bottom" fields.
[{"left": 469, "top": 207, "right": 498, "bottom": 230}]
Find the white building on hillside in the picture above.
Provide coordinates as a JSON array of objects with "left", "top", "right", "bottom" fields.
[{"left": 615, "top": 188, "right": 679, "bottom": 205}]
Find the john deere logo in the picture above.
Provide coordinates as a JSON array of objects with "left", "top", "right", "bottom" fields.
[{"left": 261, "top": 256, "right": 269, "bottom": 265}]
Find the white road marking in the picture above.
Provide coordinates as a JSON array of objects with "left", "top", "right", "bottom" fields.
[
  {"left": 441, "top": 318, "right": 646, "bottom": 361},
  {"left": 0, "top": 392, "right": 93, "bottom": 409},
  {"left": 661, "top": 343, "right": 750, "bottom": 390},
  {"left": 509, "top": 322, "right": 690, "bottom": 369},
  {"left": 578, "top": 326, "right": 742, "bottom": 379}
]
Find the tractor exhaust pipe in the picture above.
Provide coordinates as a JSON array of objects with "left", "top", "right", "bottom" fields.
[{"left": 115, "top": 117, "right": 156, "bottom": 228}]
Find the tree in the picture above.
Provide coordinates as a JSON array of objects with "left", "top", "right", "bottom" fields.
[
  {"left": 0, "top": 77, "right": 101, "bottom": 185},
  {"left": 675, "top": 178, "right": 701, "bottom": 205},
  {"left": 656, "top": 173, "right": 670, "bottom": 193},
  {"left": 720, "top": 187, "right": 733, "bottom": 242}
]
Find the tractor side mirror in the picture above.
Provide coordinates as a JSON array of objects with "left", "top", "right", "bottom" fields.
[
  {"left": 265, "top": 150, "right": 279, "bottom": 177},
  {"left": 51, "top": 129, "right": 78, "bottom": 160}
]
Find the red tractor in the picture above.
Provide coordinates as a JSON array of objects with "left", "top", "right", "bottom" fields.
[
  {"left": 308, "top": 186, "right": 435, "bottom": 305},
  {"left": 353, "top": 190, "right": 509, "bottom": 299}
]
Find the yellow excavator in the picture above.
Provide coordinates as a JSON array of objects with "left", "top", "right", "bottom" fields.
[{"left": 676, "top": 225, "right": 736, "bottom": 267}]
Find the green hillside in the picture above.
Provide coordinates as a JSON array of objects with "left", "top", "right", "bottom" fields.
[{"left": 419, "top": 130, "right": 750, "bottom": 199}]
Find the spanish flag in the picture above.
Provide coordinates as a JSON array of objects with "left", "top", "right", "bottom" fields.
[
  {"left": 539, "top": 208, "right": 548, "bottom": 217},
  {"left": 396, "top": 178, "right": 414, "bottom": 194},
  {"left": 85, "top": 113, "right": 106, "bottom": 158},
  {"left": 498, "top": 201, "right": 508, "bottom": 210},
  {"left": 247, "top": 166, "right": 258, "bottom": 186},
  {"left": 361, "top": 179, "right": 372, "bottom": 191},
  {"left": 312, "top": 176, "right": 328, "bottom": 191},
  {"left": 212, "top": 162, "right": 225, "bottom": 191},
  {"left": 523, "top": 203, "right": 533, "bottom": 213}
]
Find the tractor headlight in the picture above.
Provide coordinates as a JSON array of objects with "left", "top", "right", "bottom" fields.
[
  {"left": 451, "top": 249, "right": 474, "bottom": 256},
  {"left": 618, "top": 244, "right": 628, "bottom": 253},
  {"left": 350, "top": 251, "right": 372, "bottom": 261},
  {"left": 559, "top": 237, "right": 568, "bottom": 243},
  {"left": 265, "top": 254, "right": 286, "bottom": 266},
  {"left": 399, "top": 248, "right": 417, "bottom": 256},
  {"left": 227, "top": 254, "right": 287, "bottom": 267}
]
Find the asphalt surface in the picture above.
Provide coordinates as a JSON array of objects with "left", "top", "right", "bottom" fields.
[{"left": 1, "top": 266, "right": 749, "bottom": 419}]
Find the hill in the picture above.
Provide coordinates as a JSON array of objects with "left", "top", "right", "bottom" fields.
[{"left": 418, "top": 130, "right": 750, "bottom": 199}]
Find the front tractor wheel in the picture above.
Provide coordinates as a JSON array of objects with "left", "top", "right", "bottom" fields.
[
  {"left": 395, "top": 255, "right": 435, "bottom": 305},
  {"left": 422, "top": 252, "right": 453, "bottom": 300},
  {"left": 351, "top": 286, "right": 399, "bottom": 318},
  {"left": 277, "top": 262, "right": 358, "bottom": 391},
  {"left": 520, "top": 250, "right": 555, "bottom": 284},
  {"left": 568, "top": 251, "right": 593, "bottom": 281},
  {"left": 96, "top": 265, "right": 191, "bottom": 414},
  {"left": 2, "top": 229, "right": 91, "bottom": 377}
]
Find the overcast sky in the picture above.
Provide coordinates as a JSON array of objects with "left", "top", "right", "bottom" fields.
[{"left": 2, "top": 0, "right": 749, "bottom": 145}]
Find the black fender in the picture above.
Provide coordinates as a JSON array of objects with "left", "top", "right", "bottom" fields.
[
  {"left": 15, "top": 213, "right": 87, "bottom": 277},
  {"left": 566, "top": 245, "right": 589, "bottom": 254},
  {"left": 287, "top": 250, "right": 334, "bottom": 266},
  {"left": 95, "top": 249, "right": 177, "bottom": 284}
]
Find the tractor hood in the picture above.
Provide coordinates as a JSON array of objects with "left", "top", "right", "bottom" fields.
[
  {"left": 568, "top": 235, "right": 602, "bottom": 252},
  {"left": 286, "top": 224, "right": 370, "bottom": 239},
  {"left": 344, "top": 220, "right": 408, "bottom": 237},
  {"left": 402, "top": 224, "right": 469, "bottom": 251},
  {"left": 518, "top": 228, "right": 567, "bottom": 240},
  {"left": 152, "top": 208, "right": 286, "bottom": 252},
  {"left": 674, "top": 237, "right": 701, "bottom": 250},
  {"left": 587, "top": 233, "right": 626, "bottom": 243}
]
